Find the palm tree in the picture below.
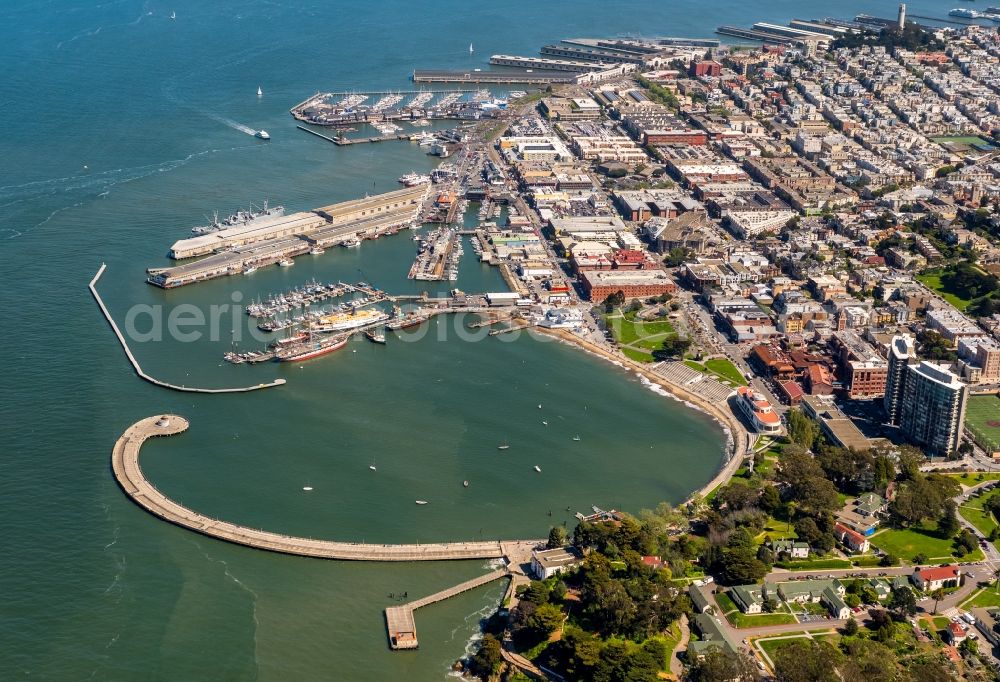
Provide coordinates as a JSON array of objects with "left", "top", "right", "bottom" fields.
[{"left": 931, "top": 587, "right": 946, "bottom": 615}]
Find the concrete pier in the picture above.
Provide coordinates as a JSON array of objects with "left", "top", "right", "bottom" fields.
[
  {"left": 112, "top": 415, "right": 541, "bottom": 561},
  {"left": 90, "top": 265, "right": 286, "bottom": 394},
  {"left": 385, "top": 569, "right": 510, "bottom": 649}
]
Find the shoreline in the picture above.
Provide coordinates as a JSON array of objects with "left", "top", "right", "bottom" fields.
[{"left": 531, "top": 326, "right": 750, "bottom": 504}]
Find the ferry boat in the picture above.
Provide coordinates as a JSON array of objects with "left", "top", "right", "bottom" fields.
[
  {"left": 397, "top": 172, "right": 432, "bottom": 187},
  {"left": 949, "top": 8, "right": 981, "bottom": 18},
  {"left": 255, "top": 130, "right": 271, "bottom": 140},
  {"left": 274, "top": 333, "right": 348, "bottom": 362},
  {"left": 735, "top": 386, "right": 783, "bottom": 434},
  {"left": 314, "top": 308, "right": 389, "bottom": 333}
]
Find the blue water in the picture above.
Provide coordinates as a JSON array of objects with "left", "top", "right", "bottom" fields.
[{"left": 0, "top": 0, "right": 954, "bottom": 679}]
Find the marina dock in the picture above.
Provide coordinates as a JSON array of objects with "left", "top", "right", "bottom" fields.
[
  {"left": 112, "top": 414, "right": 542, "bottom": 562},
  {"left": 385, "top": 569, "right": 510, "bottom": 650}
]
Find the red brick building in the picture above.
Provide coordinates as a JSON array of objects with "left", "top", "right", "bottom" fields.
[
  {"left": 689, "top": 60, "right": 722, "bottom": 78},
  {"left": 580, "top": 269, "right": 677, "bottom": 301}
]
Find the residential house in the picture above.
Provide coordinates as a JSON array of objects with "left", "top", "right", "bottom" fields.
[
  {"left": 834, "top": 522, "right": 871, "bottom": 553},
  {"left": 771, "top": 539, "right": 811, "bottom": 559},
  {"left": 730, "top": 584, "right": 765, "bottom": 614}
]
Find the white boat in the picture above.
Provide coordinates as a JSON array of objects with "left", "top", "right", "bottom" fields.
[
  {"left": 242, "top": 265, "right": 258, "bottom": 275},
  {"left": 572, "top": 435, "right": 581, "bottom": 441},
  {"left": 278, "top": 258, "right": 294, "bottom": 267},
  {"left": 302, "top": 486, "right": 313, "bottom": 491},
  {"left": 415, "top": 500, "right": 428, "bottom": 505},
  {"left": 257, "top": 86, "right": 263, "bottom": 97},
  {"left": 534, "top": 466, "right": 541, "bottom": 473},
  {"left": 170, "top": 11, "right": 176, "bottom": 19},
  {"left": 497, "top": 442, "right": 509, "bottom": 451},
  {"left": 463, "top": 480, "right": 469, "bottom": 487},
  {"left": 255, "top": 130, "right": 270, "bottom": 140},
  {"left": 309, "top": 246, "right": 325, "bottom": 255},
  {"left": 542, "top": 420, "right": 548, "bottom": 426},
  {"left": 469, "top": 42, "right": 474, "bottom": 54},
  {"left": 949, "top": 8, "right": 981, "bottom": 17},
  {"left": 369, "top": 464, "right": 377, "bottom": 472}
]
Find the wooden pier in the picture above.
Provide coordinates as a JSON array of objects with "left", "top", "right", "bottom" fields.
[
  {"left": 90, "top": 265, "right": 286, "bottom": 394},
  {"left": 112, "top": 414, "right": 541, "bottom": 562},
  {"left": 385, "top": 569, "right": 510, "bottom": 649}
]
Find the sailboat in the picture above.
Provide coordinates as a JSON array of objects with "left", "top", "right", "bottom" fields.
[
  {"left": 257, "top": 85, "right": 263, "bottom": 97},
  {"left": 497, "top": 441, "right": 509, "bottom": 451},
  {"left": 469, "top": 42, "right": 474, "bottom": 54},
  {"left": 369, "top": 457, "right": 377, "bottom": 472},
  {"left": 572, "top": 435, "right": 581, "bottom": 441},
  {"left": 170, "top": 10, "right": 176, "bottom": 20},
  {"left": 534, "top": 466, "right": 542, "bottom": 473}
]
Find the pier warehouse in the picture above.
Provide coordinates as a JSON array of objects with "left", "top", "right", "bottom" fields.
[{"left": 168, "top": 186, "right": 427, "bottom": 260}]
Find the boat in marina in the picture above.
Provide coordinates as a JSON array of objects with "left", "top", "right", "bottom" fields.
[
  {"left": 242, "top": 264, "right": 258, "bottom": 275},
  {"left": 309, "top": 245, "right": 325, "bottom": 255},
  {"left": 314, "top": 308, "right": 389, "bottom": 333},
  {"left": 274, "top": 333, "right": 349, "bottom": 362},
  {"left": 365, "top": 327, "right": 386, "bottom": 344},
  {"left": 397, "top": 172, "right": 432, "bottom": 187},
  {"left": 278, "top": 258, "right": 294, "bottom": 267}
]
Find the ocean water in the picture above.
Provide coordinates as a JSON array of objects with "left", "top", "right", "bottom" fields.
[{"left": 0, "top": 0, "right": 950, "bottom": 678}]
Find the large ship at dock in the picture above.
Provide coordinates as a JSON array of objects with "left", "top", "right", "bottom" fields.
[
  {"left": 386, "top": 306, "right": 430, "bottom": 330},
  {"left": 274, "top": 333, "right": 349, "bottom": 362},
  {"left": 191, "top": 200, "right": 285, "bottom": 235},
  {"left": 313, "top": 308, "right": 389, "bottom": 333}
]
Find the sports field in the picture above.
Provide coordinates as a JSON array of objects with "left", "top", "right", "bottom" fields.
[{"left": 967, "top": 395, "right": 1000, "bottom": 453}]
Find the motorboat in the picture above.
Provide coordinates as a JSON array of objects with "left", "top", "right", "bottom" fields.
[{"left": 255, "top": 130, "right": 270, "bottom": 140}]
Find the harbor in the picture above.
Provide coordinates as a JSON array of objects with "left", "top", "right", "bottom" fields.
[{"left": 290, "top": 88, "right": 505, "bottom": 128}]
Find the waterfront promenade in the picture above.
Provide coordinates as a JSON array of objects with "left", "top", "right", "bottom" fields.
[{"left": 112, "top": 414, "right": 540, "bottom": 561}]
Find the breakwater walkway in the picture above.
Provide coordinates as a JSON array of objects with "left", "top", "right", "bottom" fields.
[
  {"left": 90, "top": 264, "right": 286, "bottom": 394},
  {"left": 386, "top": 569, "right": 510, "bottom": 649},
  {"left": 112, "top": 414, "right": 539, "bottom": 561}
]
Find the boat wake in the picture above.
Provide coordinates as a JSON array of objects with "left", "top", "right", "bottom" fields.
[
  {"left": 0, "top": 145, "right": 257, "bottom": 240},
  {"left": 200, "top": 110, "right": 258, "bottom": 136}
]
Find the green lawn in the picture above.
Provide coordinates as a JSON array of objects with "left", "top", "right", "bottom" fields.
[
  {"left": 947, "top": 472, "right": 1000, "bottom": 487},
  {"left": 872, "top": 524, "right": 985, "bottom": 562},
  {"left": 685, "top": 360, "right": 708, "bottom": 373},
  {"left": 715, "top": 591, "right": 739, "bottom": 615},
  {"left": 966, "top": 395, "right": 1000, "bottom": 453},
  {"left": 704, "top": 358, "right": 747, "bottom": 386},
  {"left": 755, "top": 514, "right": 796, "bottom": 543},
  {"left": 962, "top": 585, "right": 1000, "bottom": 610},
  {"left": 605, "top": 310, "right": 677, "bottom": 349},
  {"left": 657, "top": 622, "right": 683, "bottom": 668},
  {"left": 621, "top": 346, "right": 655, "bottom": 363},
  {"left": 757, "top": 634, "right": 810, "bottom": 662},
  {"left": 917, "top": 271, "right": 972, "bottom": 311},
  {"left": 777, "top": 558, "right": 853, "bottom": 570},
  {"left": 729, "top": 611, "right": 798, "bottom": 628},
  {"left": 959, "top": 497, "right": 999, "bottom": 538}
]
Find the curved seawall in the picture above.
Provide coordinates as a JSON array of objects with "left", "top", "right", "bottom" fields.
[{"left": 112, "top": 415, "right": 538, "bottom": 561}]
